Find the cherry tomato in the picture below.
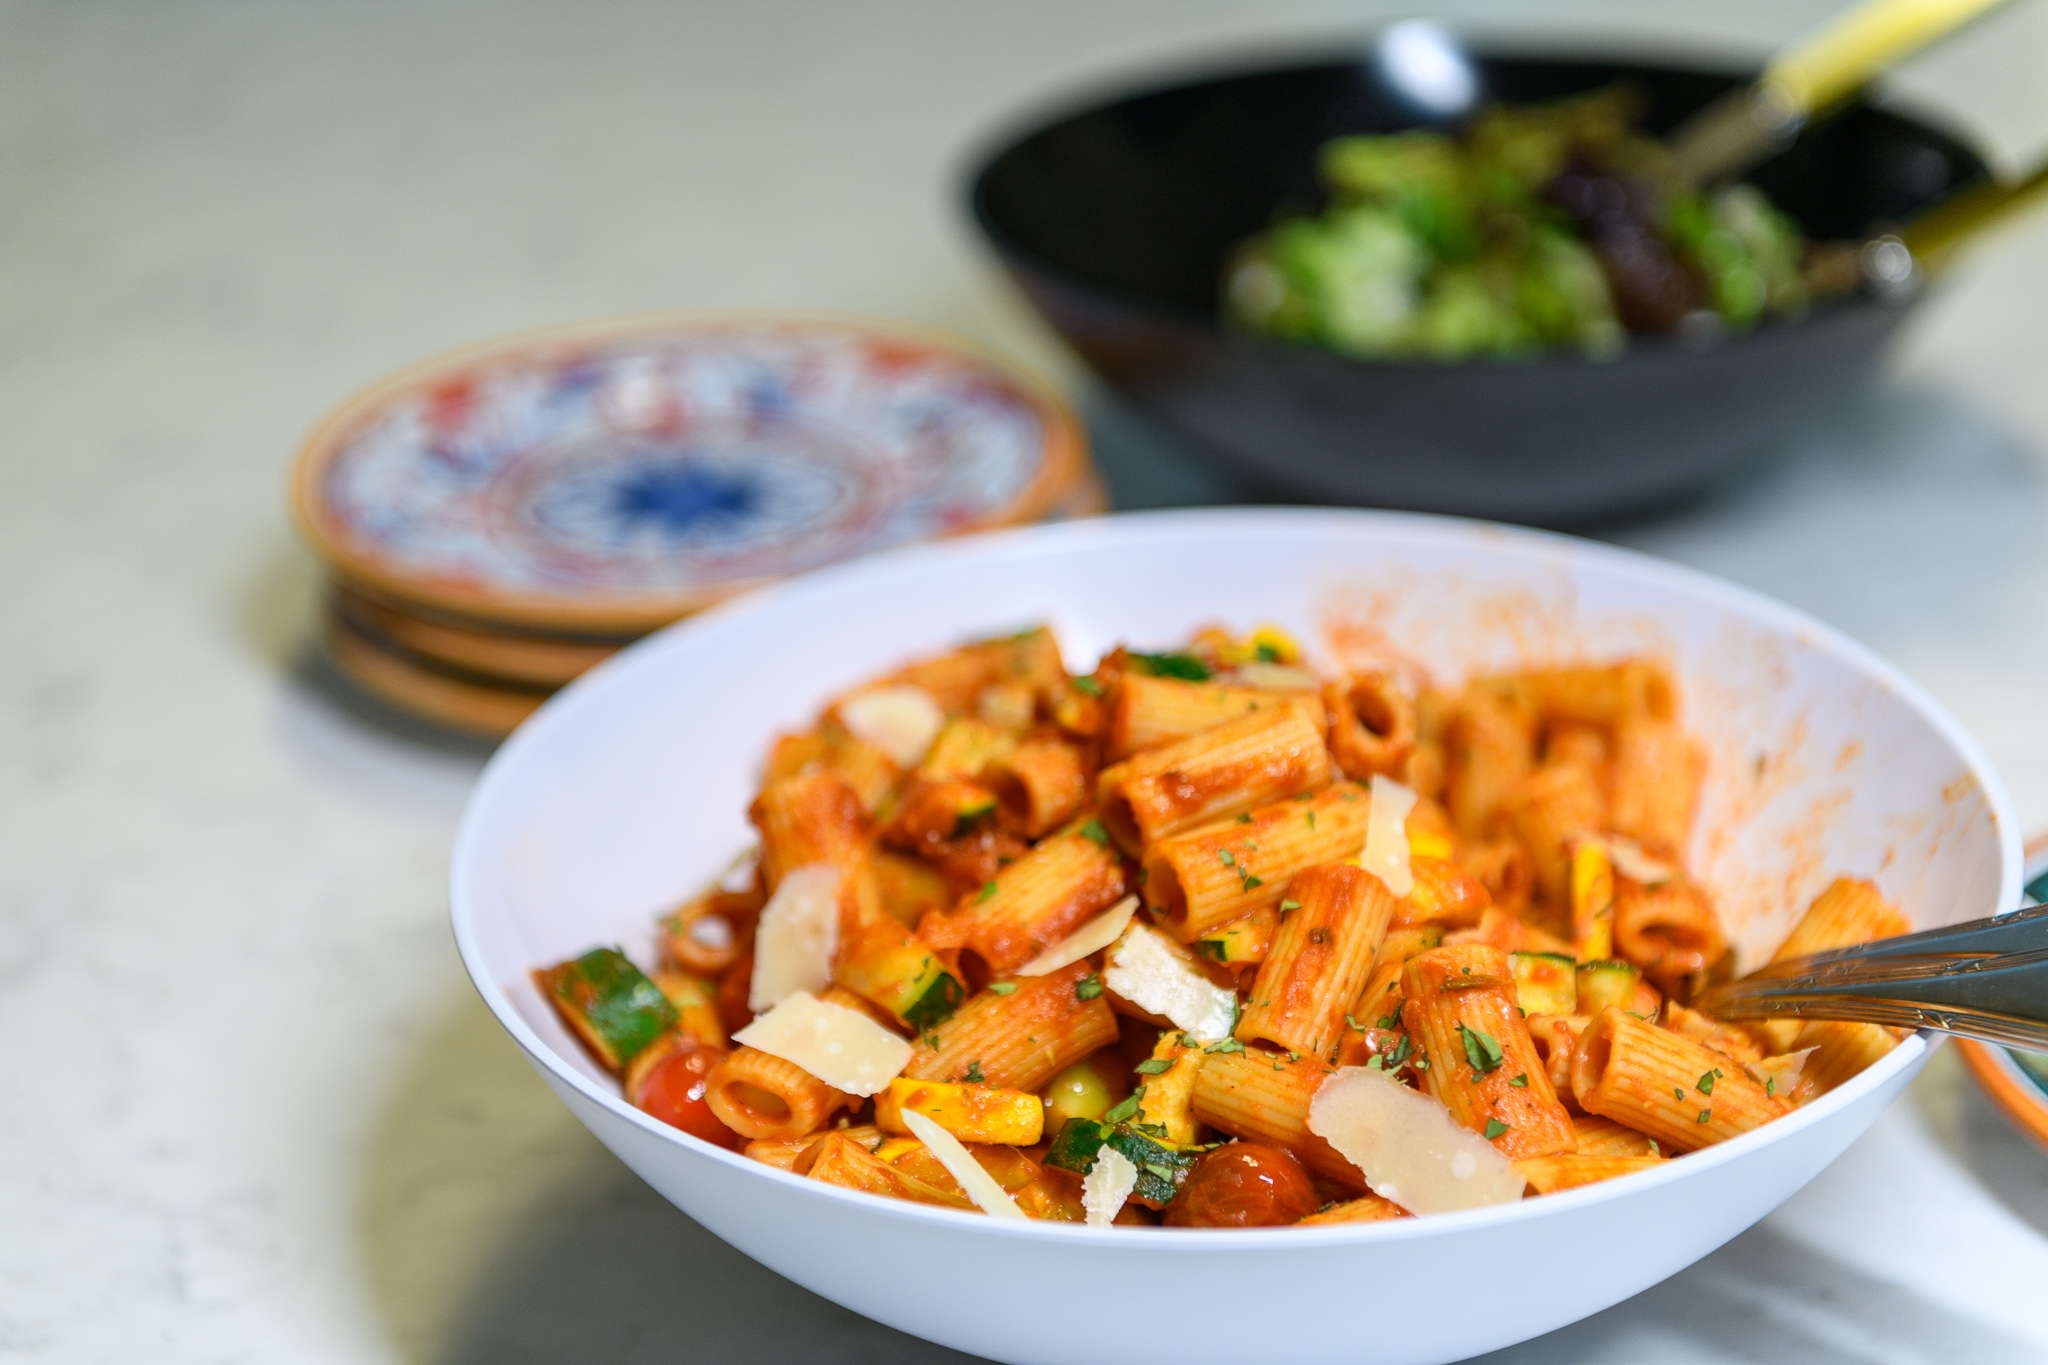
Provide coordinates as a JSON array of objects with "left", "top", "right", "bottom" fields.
[
  {"left": 632, "top": 1044, "right": 743, "bottom": 1149},
  {"left": 716, "top": 952, "right": 755, "bottom": 1034},
  {"left": 1164, "top": 1144, "right": 1320, "bottom": 1228}
]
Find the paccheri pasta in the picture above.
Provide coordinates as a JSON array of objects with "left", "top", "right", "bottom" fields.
[{"left": 534, "top": 623, "right": 1909, "bottom": 1227}]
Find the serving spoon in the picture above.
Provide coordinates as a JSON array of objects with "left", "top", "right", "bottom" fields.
[
  {"left": 1694, "top": 901, "right": 2048, "bottom": 1051},
  {"left": 1669, "top": 0, "right": 2021, "bottom": 184}
]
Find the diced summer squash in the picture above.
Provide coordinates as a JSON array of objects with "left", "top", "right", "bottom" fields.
[
  {"left": 1575, "top": 960, "right": 1659, "bottom": 1017},
  {"left": 1042, "top": 1057, "right": 1125, "bottom": 1130},
  {"left": 1398, "top": 856, "right": 1490, "bottom": 928},
  {"left": 876, "top": 1077, "right": 1046, "bottom": 1145},
  {"left": 651, "top": 968, "right": 728, "bottom": 1049},
  {"left": 534, "top": 948, "right": 679, "bottom": 1073},
  {"left": 1194, "top": 904, "right": 1277, "bottom": 965},
  {"left": 1510, "top": 952, "right": 1578, "bottom": 1017},
  {"left": 918, "top": 717, "right": 1017, "bottom": 784},
  {"left": 1044, "top": 1117, "right": 1200, "bottom": 1209},
  {"left": 1569, "top": 840, "right": 1617, "bottom": 962},
  {"left": 874, "top": 851, "right": 953, "bottom": 927},
  {"left": 834, "top": 923, "right": 964, "bottom": 1031}
]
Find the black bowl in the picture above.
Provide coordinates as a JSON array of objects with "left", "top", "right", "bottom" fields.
[{"left": 968, "top": 47, "right": 1990, "bottom": 522}]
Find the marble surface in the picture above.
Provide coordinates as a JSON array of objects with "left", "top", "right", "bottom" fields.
[{"left": 6, "top": 1, "right": 2048, "bottom": 1361}]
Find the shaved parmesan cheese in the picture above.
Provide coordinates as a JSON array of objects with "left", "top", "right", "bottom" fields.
[
  {"left": 1597, "top": 834, "right": 1679, "bottom": 887},
  {"left": 732, "top": 990, "right": 912, "bottom": 1096},
  {"left": 1747, "top": 1045, "right": 1817, "bottom": 1101},
  {"left": 1363, "top": 775, "right": 1418, "bottom": 897},
  {"left": 1308, "top": 1067, "right": 1525, "bottom": 1214},
  {"left": 1103, "top": 922, "right": 1239, "bottom": 1040},
  {"left": 899, "top": 1109, "right": 1029, "bottom": 1220},
  {"left": 749, "top": 865, "right": 841, "bottom": 1012},
  {"left": 1015, "top": 895, "right": 1139, "bottom": 977},
  {"left": 1083, "top": 1146, "right": 1139, "bottom": 1226},
  {"left": 839, "top": 684, "right": 945, "bottom": 768},
  {"left": 1224, "top": 662, "right": 1322, "bottom": 693}
]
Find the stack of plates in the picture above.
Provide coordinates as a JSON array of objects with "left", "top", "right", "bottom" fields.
[{"left": 291, "top": 312, "right": 1102, "bottom": 737}]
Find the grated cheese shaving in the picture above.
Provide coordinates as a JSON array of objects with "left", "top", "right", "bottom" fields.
[
  {"left": 748, "top": 864, "right": 842, "bottom": 1012},
  {"left": 1596, "top": 834, "right": 1679, "bottom": 887},
  {"left": 898, "top": 1109, "right": 1029, "bottom": 1220},
  {"left": 1308, "top": 1066, "right": 1525, "bottom": 1214},
  {"left": 1363, "top": 775, "right": 1418, "bottom": 897},
  {"left": 1015, "top": 895, "right": 1140, "bottom": 977},
  {"left": 839, "top": 684, "right": 945, "bottom": 768},
  {"left": 1082, "top": 1147, "right": 1139, "bottom": 1226},
  {"left": 732, "top": 990, "right": 912, "bottom": 1096},
  {"left": 1103, "top": 922, "right": 1239, "bottom": 1040}
]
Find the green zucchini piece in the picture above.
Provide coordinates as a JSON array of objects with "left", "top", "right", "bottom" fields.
[
  {"left": 1044, "top": 1117, "right": 1200, "bottom": 1206},
  {"left": 533, "top": 947, "right": 678, "bottom": 1073},
  {"left": 1509, "top": 951, "right": 1578, "bottom": 1016},
  {"left": 1575, "top": 959, "right": 1642, "bottom": 1017},
  {"left": 836, "top": 931, "right": 964, "bottom": 1031}
]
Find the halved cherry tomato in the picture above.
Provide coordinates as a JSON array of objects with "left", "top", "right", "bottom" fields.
[
  {"left": 632, "top": 1043, "right": 743, "bottom": 1149},
  {"left": 1164, "top": 1144, "right": 1320, "bottom": 1228}
]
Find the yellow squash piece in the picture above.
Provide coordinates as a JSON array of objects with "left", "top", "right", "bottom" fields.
[{"left": 876, "top": 1077, "right": 1046, "bottom": 1145}]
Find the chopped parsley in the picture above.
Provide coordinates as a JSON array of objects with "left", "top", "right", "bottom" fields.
[
  {"left": 1256, "top": 641, "right": 1283, "bottom": 663},
  {"left": 1509, "top": 1072, "right": 1529, "bottom": 1088},
  {"left": 1648, "top": 1139, "right": 1660, "bottom": 1155},
  {"left": 1236, "top": 812, "right": 1254, "bottom": 824},
  {"left": 1078, "top": 819, "right": 1111, "bottom": 848},
  {"left": 1102, "top": 1094, "right": 1141, "bottom": 1125},
  {"left": 1071, "top": 675, "right": 1103, "bottom": 697},
  {"left": 1377, "top": 1007, "right": 1404, "bottom": 1030},
  {"left": 1240, "top": 872, "right": 1264, "bottom": 891},
  {"left": 1764, "top": 1074, "right": 1776, "bottom": 1097},
  {"left": 1696, "top": 1068, "right": 1722, "bottom": 1096},
  {"left": 987, "top": 981, "right": 1018, "bottom": 995},
  {"left": 963, "top": 1061, "right": 986, "bottom": 1084},
  {"left": 1075, "top": 972, "right": 1104, "bottom": 1001},
  {"left": 1673, "top": 1087, "right": 1686, "bottom": 1101},
  {"left": 977, "top": 880, "right": 999, "bottom": 904},
  {"left": 1145, "top": 1162, "right": 1179, "bottom": 1180},
  {"left": 1697, "top": 1109, "right": 1712, "bottom": 1123},
  {"left": 1458, "top": 1023, "right": 1506, "bottom": 1075},
  {"left": 1131, "top": 650, "right": 1211, "bottom": 682},
  {"left": 1204, "top": 1037, "right": 1246, "bottom": 1055},
  {"left": 1483, "top": 1119, "right": 1510, "bottom": 1140},
  {"left": 1280, "top": 899, "right": 1301, "bottom": 916},
  {"left": 1134, "top": 1058, "right": 1175, "bottom": 1075},
  {"left": 1218, "top": 850, "right": 1236, "bottom": 867},
  {"left": 1306, "top": 810, "right": 1317, "bottom": 830},
  {"left": 1195, "top": 940, "right": 1226, "bottom": 962}
]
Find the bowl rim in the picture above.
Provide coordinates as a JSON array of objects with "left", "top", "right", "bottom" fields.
[
  {"left": 288, "top": 307, "right": 1091, "bottom": 636},
  {"left": 961, "top": 40, "right": 1988, "bottom": 372},
  {"left": 451, "top": 506, "right": 2022, "bottom": 1244}
]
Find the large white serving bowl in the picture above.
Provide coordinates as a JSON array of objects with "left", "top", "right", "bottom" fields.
[{"left": 451, "top": 509, "right": 2020, "bottom": 1365}]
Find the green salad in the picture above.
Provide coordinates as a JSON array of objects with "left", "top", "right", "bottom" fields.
[{"left": 1224, "top": 88, "right": 1812, "bottom": 360}]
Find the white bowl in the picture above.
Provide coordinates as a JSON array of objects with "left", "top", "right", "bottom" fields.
[{"left": 451, "top": 509, "right": 2020, "bottom": 1365}]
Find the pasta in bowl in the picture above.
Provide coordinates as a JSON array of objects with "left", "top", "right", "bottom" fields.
[{"left": 451, "top": 509, "right": 2018, "bottom": 1365}]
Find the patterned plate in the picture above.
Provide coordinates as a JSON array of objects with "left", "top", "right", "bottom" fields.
[{"left": 292, "top": 312, "right": 1088, "bottom": 634}]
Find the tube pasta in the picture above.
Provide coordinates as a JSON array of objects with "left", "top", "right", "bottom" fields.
[
  {"left": 540, "top": 625, "right": 1920, "bottom": 1230},
  {"left": 953, "top": 824, "right": 1127, "bottom": 972},
  {"left": 1606, "top": 719, "right": 1705, "bottom": 858},
  {"left": 705, "top": 1045, "right": 855, "bottom": 1142},
  {"left": 1190, "top": 1048, "right": 1370, "bottom": 1190},
  {"left": 1145, "top": 781, "right": 1372, "bottom": 941},
  {"left": 1237, "top": 863, "right": 1396, "bottom": 1057},
  {"left": 1097, "top": 695, "right": 1331, "bottom": 852},
  {"left": 1570, "top": 1008, "right": 1787, "bottom": 1151},
  {"left": 1106, "top": 674, "right": 1286, "bottom": 760},
  {"left": 1324, "top": 673, "right": 1418, "bottom": 781},
  {"left": 904, "top": 960, "right": 1119, "bottom": 1092},
  {"left": 1495, "top": 762, "right": 1605, "bottom": 910},
  {"left": 1399, "top": 945, "right": 1576, "bottom": 1159}
]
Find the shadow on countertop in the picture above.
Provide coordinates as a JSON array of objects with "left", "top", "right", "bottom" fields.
[{"left": 359, "top": 992, "right": 2037, "bottom": 1365}]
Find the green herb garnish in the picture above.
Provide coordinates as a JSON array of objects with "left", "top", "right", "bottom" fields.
[
  {"left": 988, "top": 981, "right": 1018, "bottom": 995},
  {"left": 1075, "top": 972, "right": 1104, "bottom": 1001},
  {"left": 1131, "top": 650, "right": 1211, "bottom": 681},
  {"left": 1483, "top": 1119, "right": 1510, "bottom": 1140},
  {"left": 1134, "top": 1058, "right": 1175, "bottom": 1075},
  {"left": 1078, "top": 819, "right": 1111, "bottom": 848},
  {"left": 1458, "top": 1023, "right": 1505, "bottom": 1075}
]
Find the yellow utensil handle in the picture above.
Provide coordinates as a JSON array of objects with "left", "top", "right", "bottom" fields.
[
  {"left": 1901, "top": 162, "right": 2048, "bottom": 267},
  {"left": 1763, "top": 0, "right": 2012, "bottom": 115}
]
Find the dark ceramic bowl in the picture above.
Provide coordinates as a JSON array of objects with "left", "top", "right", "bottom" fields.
[{"left": 968, "top": 48, "right": 1990, "bottom": 522}]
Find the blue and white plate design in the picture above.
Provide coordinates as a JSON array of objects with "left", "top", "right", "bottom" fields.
[{"left": 318, "top": 320, "right": 1053, "bottom": 600}]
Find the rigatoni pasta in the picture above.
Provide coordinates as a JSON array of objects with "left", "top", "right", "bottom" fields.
[{"left": 534, "top": 620, "right": 1917, "bottom": 1229}]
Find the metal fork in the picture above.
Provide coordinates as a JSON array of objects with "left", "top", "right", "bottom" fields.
[{"left": 1692, "top": 901, "right": 2048, "bottom": 1051}]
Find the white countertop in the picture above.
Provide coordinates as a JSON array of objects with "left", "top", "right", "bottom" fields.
[{"left": 6, "top": 1, "right": 2048, "bottom": 1360}]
